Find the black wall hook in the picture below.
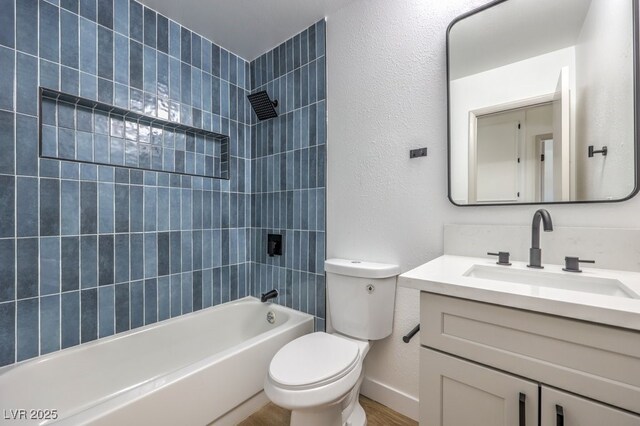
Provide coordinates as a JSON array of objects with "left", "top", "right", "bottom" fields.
[{"left": 588, "top": 145, "right": 608, "bottom": 157}]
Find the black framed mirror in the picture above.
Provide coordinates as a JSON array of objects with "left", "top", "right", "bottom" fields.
[{"left": 447, "top": 0, "right": 640, "bottom": 206}]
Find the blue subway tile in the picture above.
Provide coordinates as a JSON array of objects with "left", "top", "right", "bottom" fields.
[
  {"left": 180, "top": 27, "right": 191, "bottom": 64},
  {"left": 80, "top": 235, "right": 97, "bottom": 288},
  {"left": 143, "top": 7, "right": 156, "bottom": 48},
  {"left": 129, "top": 40, "right": 143, "bottom": 89},
  {"left": 61, "top": 291, "right": 80, "bottom": 348},
  {"left": 98, "top": 285, "right": 114, "bottom": 337},
  {"left": 98, "top": 182, "right": 114, "bottom": 233},
  {"left": 61, "top": 65, "right": 80, "bottom": 96},
  {"left": 158, "top": 276, "right": 170, "bottom": 320},
  {"left": 81, "top": 181, "right": 97, "bottom": 234},
  {"left": 61, "top": 180, "right": 80, "bottom": 235},
  {"left": 61, "top": 237, "right": 80, "bottom": 292},
  {"left": 80, "top": 18, "right": 97, "bottom": 74},
  {"left": 0, "top": 302, "right": 15, "bottom": 366},
  {"left": 115, "top": 283, "right": 129, "bottom": 332},
  {"left": 0, "top": 0, "right": 14, "bottom": 48},
  {"left": 114, "top": 33, "right": 129, "bottom": 84},
  {"left": 16, "top": 238, "right": 39, "bottom": 299},
  {"left": 39, "top": 0, "right": 60, "bottom": 62},
  {"left": 143, "top": 46, "right": 156, "bottom": 92},
  {"left": 40, "top": 294, "right": 60, "bottom": 354},
  {"left": 40, "top": 179, "right": 60, "bottom": 236},
  {"left": 130, "top": 280, "right": 144, "bottom": 328},
  {"left": 77, "top": 131, "right": 94, "bottom": 162},
  {"left": 60, "top": 0, "right": 78, "bottom": 12},
  {"left": 129, "top": 1, "right": 143, "bottom": 42},
  {"left": 181, "top": 272, "right": 193, "bottom": 313},
  {"left": 80, "top": 0, "right": 96, "bottom": 21},
  {"left": 130, "top": 233, "right": 144, "bottom": 280},
  {"left": 0, "top": 240, "right": 14, "bottom": 303},
  {"left": 61, "top": 9, "right": 79, "bottom": 69},
  {"left": 17, "top": 298, "right": 39, "bottom": 361},
  {"left": 16, "top": 177, "right": 38, "bottom": 237},
  {"left": 0, "top": 48, "right": 14, "bottom": 111},
  {"left": 114, "top": 234, "right": 129, "bottom": 283},
  {"left": 170, "top": 274, "right": 181, "bottom": 316},
  {"left": 97, "top": 0, "right": 113, "bottom": 29},
  {"left": 80, "top": 71, "right": 98, "bottom": 99},
  {"left": 16, "top": 0, "right": 38, "bottom": 55},
  {"left": 81, "top": 288, "right": 97, "bottom": 342},
  {"left": 16, "top": 53, "right": 38, "bottom": 115},
  {"left": 157, "top": 14, "right": 168, "bottom": 54},
  {"left": 40, "top": 237, "right": 60, "bottom": 295},
  {"left": 114, "top": 0, "right": 128, "bottom": 35},
  {"left": 144, "top": 278, "right": 157, "bottom": 324},
  {"left": 144, "top": 232, "right": 157, "bottom": 277},
  {"left": 99, "top": 235, "right": 114, "bottom": 286}
]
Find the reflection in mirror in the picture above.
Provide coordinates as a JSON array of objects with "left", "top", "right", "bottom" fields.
[{"left": 448, "top": 0, "right": 638, "bottom": 205}]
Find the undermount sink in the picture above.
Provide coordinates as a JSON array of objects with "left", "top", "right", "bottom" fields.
[{"left": 464, "top": 265, "right": 639, "bottom": 299}]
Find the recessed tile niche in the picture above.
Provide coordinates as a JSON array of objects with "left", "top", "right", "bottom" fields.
[{"left": 39, "top": 88, "right": 229, "bottom": 179}]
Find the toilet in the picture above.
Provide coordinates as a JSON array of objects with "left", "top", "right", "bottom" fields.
[{"left": 264, "top": 258, "right": 400, "bottom": 426}]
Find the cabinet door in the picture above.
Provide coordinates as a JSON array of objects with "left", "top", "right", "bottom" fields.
[
  {"left": 420, "top": 348, "right": 538, "bottom": 426},
  {"left": 541, "top": 387, "right": 640, "bottom": 426}
]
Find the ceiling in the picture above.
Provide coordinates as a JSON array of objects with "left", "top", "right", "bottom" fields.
[
  {"left": 449, "top": 0, "right": 593, "bottom": 80},
  {"left": 138, "top": 0, "right": 358, "bottom": 61}
]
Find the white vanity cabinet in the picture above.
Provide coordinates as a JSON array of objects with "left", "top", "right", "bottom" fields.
[{"left": 419, "top": 292, "right": 640, "bottom": 426}]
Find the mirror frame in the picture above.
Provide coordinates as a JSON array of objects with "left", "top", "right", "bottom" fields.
[{"left": 446, "top": 0, "right": 640, "bottom": 207}]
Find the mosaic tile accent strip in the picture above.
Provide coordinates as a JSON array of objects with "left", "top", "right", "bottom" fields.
[{"left": 40, "top": 88, "right": 229, "bottom": 178}]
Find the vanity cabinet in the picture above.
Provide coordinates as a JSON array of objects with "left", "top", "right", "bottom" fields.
[{"left": 419, "top": 292, "right": 640, "bottom": 425}]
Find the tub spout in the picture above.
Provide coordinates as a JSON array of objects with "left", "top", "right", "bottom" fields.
[{"left": 261, "top": 289, "right": 278, "bottom": 303}]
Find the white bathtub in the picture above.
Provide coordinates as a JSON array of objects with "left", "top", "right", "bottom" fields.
[{"left": 0, "top": 297, "right": 313, "bottom": 425}]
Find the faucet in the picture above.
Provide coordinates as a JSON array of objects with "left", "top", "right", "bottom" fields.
[
  {"left": 261, "top": 289, "right": 278, "bottom": 303},
  {"left": 527, "top": 209, "right": 553, "bottom": 269}
]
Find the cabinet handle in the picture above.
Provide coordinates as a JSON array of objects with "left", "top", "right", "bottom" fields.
[
  {"left": 519, "top": 393, "right": 526, "bottom": 426},
  {"left": 556, "top": 405, "right": 564, "bottom": 426}
]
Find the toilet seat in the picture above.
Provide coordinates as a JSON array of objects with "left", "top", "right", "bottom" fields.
[{"left": 268, "top": 333, "right": 360, "bottom": 389}]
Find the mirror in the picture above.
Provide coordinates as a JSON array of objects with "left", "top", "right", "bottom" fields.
[{"left": 447, "top": 0, "right": 639, "bottom": 205}]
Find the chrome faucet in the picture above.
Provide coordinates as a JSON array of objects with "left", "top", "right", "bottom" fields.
[{"left": 527, "top": 209, "right": 553, "bottom": 269}]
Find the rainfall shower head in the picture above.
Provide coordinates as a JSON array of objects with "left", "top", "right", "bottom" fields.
[{"left": 247, "top": 91, "right": 278, "bottom": 121}]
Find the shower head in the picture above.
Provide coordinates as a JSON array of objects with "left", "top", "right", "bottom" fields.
[{"left": 247, "top": 91, "right": 278, "bottom": 121}]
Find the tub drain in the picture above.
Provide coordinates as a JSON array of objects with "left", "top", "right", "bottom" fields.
[{"left": 267, "top": 311, "right": 276, "bottom": 324}]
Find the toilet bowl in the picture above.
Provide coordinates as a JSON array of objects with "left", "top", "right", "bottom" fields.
[
  {"left": 264, "top": 259, "right": 400, "bottom": 426},
  {"left": 265, "top": 332, "right": 370, "bottom": 425}
]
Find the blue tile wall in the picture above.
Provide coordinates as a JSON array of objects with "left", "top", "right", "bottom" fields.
[
  {"left": 0, "top": 0, "right": 252, "bottom": 367},
  {"left": 249, "top": 21, "right": 327, "bottom": 331}
]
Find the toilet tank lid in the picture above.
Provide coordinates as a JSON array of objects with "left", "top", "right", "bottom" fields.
[{"left": 324, "top": 258, "right": 400, "bottom": 278}]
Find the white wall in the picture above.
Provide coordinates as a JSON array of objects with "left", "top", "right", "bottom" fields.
[
  {"left": 575, "top": 0, "right": 635, "bottom": 200},
  {"left": 325, "top": 0, "right": 640, "bottom": 420},
  {"left": 449, "top": 48, "right": 576, "bottom": 203}
]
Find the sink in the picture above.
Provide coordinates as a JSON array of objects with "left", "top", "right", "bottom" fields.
[{"left": 464, "top": 265, "right": 639, "bottom": 299}]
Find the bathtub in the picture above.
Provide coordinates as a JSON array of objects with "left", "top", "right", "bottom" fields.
[{"left": 0, "top": 297, "right": 313, "bottom": 425}]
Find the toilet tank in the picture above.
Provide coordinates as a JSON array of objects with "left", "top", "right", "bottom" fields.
[{"left": 325, "top": 259, "right": 400, "bottom": 340}]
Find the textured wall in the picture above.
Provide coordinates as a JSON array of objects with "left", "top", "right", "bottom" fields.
[
  {"left": 0, "top": 0, "right": 252, "bottom": 367},
  {"left": 326, "top": 0, "right": 640, "bottom": 420},
  {"left": 249, "top": 21, "right": 327, "bottom": 330}
]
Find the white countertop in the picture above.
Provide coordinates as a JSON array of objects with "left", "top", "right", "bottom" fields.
[{"left": 399, "top": 255, "right": 640, "bottom": 331}]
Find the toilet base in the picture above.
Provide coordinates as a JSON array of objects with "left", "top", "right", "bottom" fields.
[{"left": 288, "top": 371, "right": 366, "bottom": 426}]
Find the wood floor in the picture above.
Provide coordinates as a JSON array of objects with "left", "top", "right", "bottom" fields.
[{"left": 238, "top": 395, "right": 417, "bottom": 426}]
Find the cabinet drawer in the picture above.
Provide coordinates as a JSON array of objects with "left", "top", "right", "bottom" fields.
[
  {"left": 420, "top": 292, "right": 640, "bottom": 414},
  {"left": 541, "top": 387, "right": 640, "bottom": 426}
]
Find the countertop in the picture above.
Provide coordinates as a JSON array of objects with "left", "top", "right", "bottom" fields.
[{"left": 399, "top": 255, "right": 640, "bottom": 331}]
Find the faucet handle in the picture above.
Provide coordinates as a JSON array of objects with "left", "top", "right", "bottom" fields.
[
  {"left": 487, "top": 251, "right": 511, "bottom": 266},
  {"left": 562, "top": 256, "right": 595, "bottom": 273}
]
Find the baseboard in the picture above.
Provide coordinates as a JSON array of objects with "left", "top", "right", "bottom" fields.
[
  {"left": 210, "top": 391, "right": 270, "bottom": 425},
  {"left": 360, "top": 376, "right": 419, "bottom": 421}
]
